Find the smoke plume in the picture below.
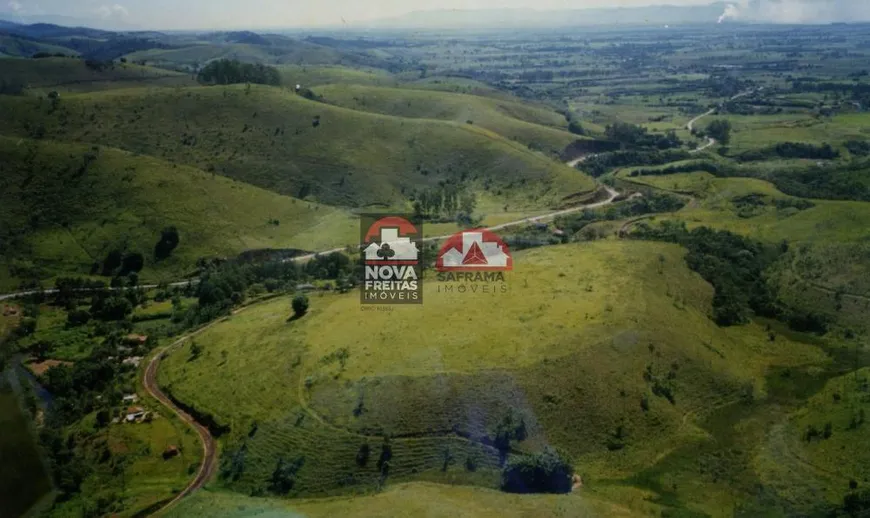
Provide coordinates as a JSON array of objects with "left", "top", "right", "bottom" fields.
[{"left": 718, "top": 0, "right": 870, "bottom": 24}]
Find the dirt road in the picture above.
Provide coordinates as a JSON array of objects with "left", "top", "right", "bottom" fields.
[
  {"left": 141, "top": 314, "right": 236, "bottom": 516},
  {"left": 289, "top": 185, "right": 620, "bottom": 263},
  {"left": 687, "top": 88, "right": 760, "bottom": 154}
]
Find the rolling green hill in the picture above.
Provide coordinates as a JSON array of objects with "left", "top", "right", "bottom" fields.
[
  {"left": 0, "top": 135, "right": 356, "bottom": 289},
  {"left": 0, "top": 84, "right": 595, "bottom": 209},
  {"left": 314, "top": 83, "right": 581, "bottom": 154},
  {"left": 125, "top": 42, "right": 352, "bottom": 69},
  {"left": 0, "top": 35, "right": 79, "bottom": 58},
  {"left": 755, "top": 367, "right": 870, "bottom": 513},
  {"left": 157, "top": 240, "right": 827, "bottom": 511},
  {"left": 0, "top": 57, "right": 194, "bottom": 93},
  {"left": 278, "top": 64, "right": 399, "bottom": 88},
  {"left": 166, "top": 484, "right": 648, "bottom": 518},
  {"left": 615, "top": 168, "right": 870, "bottom": 331}
]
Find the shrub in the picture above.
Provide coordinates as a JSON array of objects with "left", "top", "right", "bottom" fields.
[
  {"left": 154, "top": 227, "right": 180, "bottom": 260},
  {"left": 292, "top": 294, "right": 309, "bottom": 317},
  {"left": 501, "top": 447, "right": 573, "bottom": 494},
  {"left": 66, "top": 309, "right": 92, "bottom": 327}
]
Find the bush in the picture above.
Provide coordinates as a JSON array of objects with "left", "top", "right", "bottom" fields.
[
  {"left": 292, "top": 294, "right": 309, "bottom": 317},
  {"left": 154, "top": 227, "right": 180, "bottom": 260},
  {"left": 845, "top": 140, "right": 870, "bottom": 157},
  {"left": 66, "top": 309, "right": 92, "bottom": 327},
  {"left": 501, "top": 447, "right": 573, "bottom": 494},
  {"left": 568, "top": 121, "right": 586, "bottom": 136}
]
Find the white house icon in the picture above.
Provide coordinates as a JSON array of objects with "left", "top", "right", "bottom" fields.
[
  {"left": 440, "top": 232, "right": 509, "bottom": 268},
  {"left": 364, "top": 227, "right": 419, "bottom": 261}
]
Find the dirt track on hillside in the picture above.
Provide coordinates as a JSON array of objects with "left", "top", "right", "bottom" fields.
[{"left": 141, "top": 310, "right": 246, "bottom": 516}]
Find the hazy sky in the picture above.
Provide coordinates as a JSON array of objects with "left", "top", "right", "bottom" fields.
[
  {"left": 2, "top": 0, "right": 868, "bottom": 29},
  {"left": 2, "top": 0, "right": 710, "bottom": 29}
]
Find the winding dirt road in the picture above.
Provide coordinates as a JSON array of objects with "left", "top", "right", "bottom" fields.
[
  {"left": 0, "top": 95, "right": 740, "bottom": 514},
  {"left": 687, "top": 88, "right": 760, "bottom": 154},
  {"left": 288, "top": 185, "right": 620, "bottom": 263},
  {"left": 131, "top": 177, "right": 620, "bottom": 516},
  {"left": 141, "top": 310, "right": 245, "bottom": 516}
]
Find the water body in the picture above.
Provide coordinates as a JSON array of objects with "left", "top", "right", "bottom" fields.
[{"left": 0, "top": 366, "right": 53, "bottom": 518}]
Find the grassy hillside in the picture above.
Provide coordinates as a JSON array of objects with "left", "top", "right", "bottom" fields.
[
  {"left": 44, "top": 410, "right": 203, "bottom": 518},
  {"left": 125, "top": 42, "right": 346, "bottom": 69},
  {"left": 0, "top": 84, "right": 595, "bottom": 208},
  {"left": 0, "top": 57, "right": 193, "bottom": 93},
  {"left": 314, "top": 84, "right": 580, "bottom": 154},
  {"left": 616, "top": 168, "right": 870, "bottom": 331},
  {"left": 278, "top": 65, "right": 398, "bottom": 87},
  {"left": 157, "top": 241, "right": 826, "bottom": 505},
  {"left": 0, "top": 35, "right": 79, "bottom": 58},
  {"left": 0, "top": 135, "right": 356, "bottom": 288},
  {"left": 166, "top": 484, "right": 649, "bottom": 518},
  {"left": 755, "top": 367, "right": 870, "bottom": 513}
]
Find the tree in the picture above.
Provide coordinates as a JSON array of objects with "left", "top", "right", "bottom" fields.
[
  {"left": 154, "top": 227, "right": 180, "bottom": 260},
  {"left": 459, "top": 192, "right": 477, "bottom": 215},
  {"left": 501, "top": 447, "right": 573, "bottom": 493},
  {"left": 189, "top": 341, "right": 203, "bottom": 361},
  {"left": 16, "top": 317, "right": 37, "bottom": 337},
  {"left": 101, "top": 249, "right": 123, "bottom": 276},
  {"left": 706, "top": 119, "right": 732, "bottom": 145},
  {"left": 120, "top": 252, "right": 144, "bottom": 275},
  {"left": 568, "top": 121, "right": 586, "bottom": 136},
  {"left": 96, "top": 409, "right": 111, "bottom": 428},
  {"left": 269, "top": 456, "right": 305, "bottom": 494},
  {"left": 292, "top": 294, "right": 309, "bottom": 318},
  {"left": 356, "top": 443, "right": 370, "bottom": 467},
  {"left": 66, "top": 309, "right": 92, "bottom": 327}
]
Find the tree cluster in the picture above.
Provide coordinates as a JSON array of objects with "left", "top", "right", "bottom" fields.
[
  {"left": 605, "top": 122, "right": 682, "bottom": 150},
  {"left": 582, "top": 149, "right": 691, "bottom": 177},
  {"left": 197, "top": 59, "right": 281, "bottom": 86},
  {"left": 501, "top": 447, "right": 573, "bottom": 494}
]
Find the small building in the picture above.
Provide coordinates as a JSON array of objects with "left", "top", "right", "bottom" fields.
[
  {"left": 295, "top": 283, "right": 316, "bottom": 292},
  {"left": 125, "top": 406, "right": 145, "bottom": 422},
  {"left": 125, "top": 334, "right": 148, "bottom": 346},
  {"left": 122, "top": 394, "right": 139, "bottom": 404},
  {"left": 162, "top": 445, "right": 179, "bottom": 460},
  {"left": 122, "top": 356, "right": 143, "bottom": 367},
  {"left": 552, "top": 228, "right": 566, "bottom": 237}
]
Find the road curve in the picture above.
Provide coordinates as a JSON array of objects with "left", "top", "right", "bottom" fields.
[
  {"left": 289, "top": 185, "right": 620, "bottom": 263},
  {"left": 142, "top": 315, "right": 234, "bottom": 516},
  {"left": 686, "top": 88, "right": 760, "bottom": 154}
]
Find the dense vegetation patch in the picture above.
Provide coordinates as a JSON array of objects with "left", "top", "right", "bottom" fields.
[
  {"left": 197, "top": 59, "right": 281, "bottom": 86},
  {"left": 736, "top": 142, "right": 840, "bottom": 162},
  {"left": 630, "top": 222, "right": 790, "bottom": 327},
  {"left": 501, "top": 448, "right": 573, "bottom": 494},
  {"left": 582, "top": 149, "right": 692, "bottom": 177}
]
